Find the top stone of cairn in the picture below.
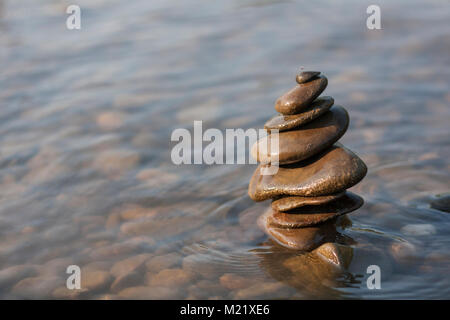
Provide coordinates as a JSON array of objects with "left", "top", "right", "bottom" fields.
[{"left": 296, "top": 71, "right": 321, "bottom": 84}]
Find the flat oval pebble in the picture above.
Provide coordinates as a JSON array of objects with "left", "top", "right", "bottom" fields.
[
  {"left": 252, "top": 105, "right": 349, "bottom": 165},
  {"left": 248, "top": 144, "right": 368, "bottom": 201},
  {"left": 275, "top": 75, "right": 328, "bottom": 115},
  {"left": 264, "top": 96, "right": 334, "bottom": 132},
  {"left": 271, "top": 191, "right": 345, "bottom": 212},
  {"left": 258, "top": 212, "right": 337, "bottom": 251},
  {"left": 267, "top": 192, "right": 363, "bottom": 228},
  {"left": 296, "top": 71, "right": 320, "bottom": 84}
]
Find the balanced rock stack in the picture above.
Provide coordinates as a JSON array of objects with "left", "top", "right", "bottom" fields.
[{"left": 248, "top": 71, "right": 367, "bottom": 251}]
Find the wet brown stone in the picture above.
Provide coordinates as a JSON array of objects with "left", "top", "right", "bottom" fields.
[
  {"left": 282, "top": 250, "right": 347, "bottom": 288},
  {"left": 258, "top": 213, "right": 337, "bottom": 251},
  {"left": 264, "top": 96, "right": 334, "bottom": 132},
  {"left": 248, "top": 144, "right": 367, "bottom": 201},
  {"left": 256, "top": 240, "right": 358, "bottom": 298},
  {"left": 296, "top": 71, "right": 321, "bottom": 84},
  {"left": 272, "top": 192, "right": 345, "bottom": 212},
  {"left": 252, "top": 105, "right": 349, "bottom": 165},
  {"left": 267, "top": 192, "right": 363, "bottom": 228},
  {"left": 275, "top": 75, "right": 328, "bottom": 115},
  {"left": 314, "top": 243, "right": 353, "bottom": 269}
]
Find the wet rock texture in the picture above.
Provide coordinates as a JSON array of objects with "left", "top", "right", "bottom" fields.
[
  {"left": 248, "top": 70, "right": 367, "bottom": 251},
  {"left": 249, "top": 145, "right": 367, "bottom": 200},
  {"left": 267, "top": 193, "right": 364, "bottom": 228},
  {"left": 271, "top": 192, "right": 345, "bottom": 212},
  {"left": 264, "top": 96, "right": 334, "bottom": 132},
  {"left": 253, "top": 105, "right": 349, "bottom": 164}
]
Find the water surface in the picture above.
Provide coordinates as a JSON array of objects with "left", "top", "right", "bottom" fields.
[{"left": 0, "top": 0, "right": 449, "bottom": 299}]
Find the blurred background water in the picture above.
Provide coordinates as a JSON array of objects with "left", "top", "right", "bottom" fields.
[{"left": 0, "top": 0, "right": 449, "bottom": 299}]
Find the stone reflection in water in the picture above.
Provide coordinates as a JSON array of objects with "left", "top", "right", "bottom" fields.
[
  {"left": 248, "top": 70, "right": 367, "bottom": 254},
  {"left": 255, "top": 228, "right": 358, "bottom": 299}
]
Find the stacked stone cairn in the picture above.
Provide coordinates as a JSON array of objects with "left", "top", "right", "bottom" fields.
[{"left": 248, "top": 71, "right": 367, "bottom": 251}]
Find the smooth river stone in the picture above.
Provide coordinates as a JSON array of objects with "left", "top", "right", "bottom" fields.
[
  {"left": 296, "top": 71, "right": 320, "bottom": 84},
  {"left": 252, "top": 105, "right": 349, "bottom": 165},
  {"left": 264, "top": 96, "right": 334, "bottom": 132},
  {"left": 258, "top": 212, "right": 337, "bottom": 251},
  {"left": 248, "top": 144, "right": 368, "bottom": 201},
  {"left": 314, "top": 243, "right": 353, "bottom": 269},
  {"left": 271, "top": 191, "right": 345, "bottom": 212},
  {"left": 275, "top": 75, "right": 328, "bottom": 115},
  {"left": 267, "top": 192, "right": 363, "bottom": 228}
]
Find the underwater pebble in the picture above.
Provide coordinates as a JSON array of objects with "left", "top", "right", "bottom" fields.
[
  {"left": 219, "top": 273, "right": 258, "bottom": 290},
  {"left": 111, "top": 271, "right": 142, "bottom": 292},
  {"left": 96, "top": 111, "right": 125, "bottom": 130},
  {"left": 92, "top": 150, "right": 140, "bottom": 177},
  {"left": 148, "top": 268, "right": 197, "bottom": 287},
  {"left": 118, "top": 286, "right": 182, "bottom": 299},
  {"left": 390, "top": 241, "right": 418, "bottom": 262},
  {"left": 118, "top": 205, "right": 158, "bottom": 221},
  {"left": 233, "top": 282, "right": 286, "bottom": 299},
  {"left": 12, "top": 276, "right": 62, "bottom": 299},
  {"left": 0, "top": 265, "right": 38, "bottom": 289},
  {"left": 110, "top": 253, "right": 151, "bottom": 278},
  {"left": 188, "top": 280, "right": 229, "bottom": 299},
  {"left": 401, "top": 224, "right": 436, "bottom": 236},
  {"left": 82, "top": 270, "right": 112, "bottom": 292},
  {"left": 52, "top": 286, "right": 86, "bottom": 299},
  {"left": 146, "top": 253, "right": 181, "bottom": 273}
]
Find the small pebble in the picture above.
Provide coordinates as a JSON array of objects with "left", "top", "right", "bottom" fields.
[
  {"left": 110, "top": 253, "right": 152, "bottom": 278},
  {"left": 148, "top": 268, "right": 196, "bottom": 287},
  {"left": 400, "top": 224, "right": 436, "bottom": 236},
  {"left": 118, "top": 286, "right": 181, "bottom": 299}
]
